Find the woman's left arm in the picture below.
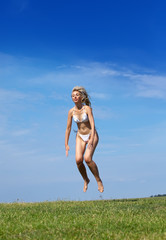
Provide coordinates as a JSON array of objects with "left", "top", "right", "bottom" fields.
[{"left": 86, "top": 106, "right": 95, "bottom": 148}]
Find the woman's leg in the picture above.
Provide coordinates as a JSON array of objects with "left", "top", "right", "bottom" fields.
[
  {"left": 75, "top": 133, "right": 90, "bottom": 192},
  {"left": 84, "top": 132, "right": 104, "bottom": 193}
]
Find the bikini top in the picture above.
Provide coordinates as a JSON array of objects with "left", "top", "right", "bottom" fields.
[{"left": 73, "top": 106, "right": 89, "bottom": 123}]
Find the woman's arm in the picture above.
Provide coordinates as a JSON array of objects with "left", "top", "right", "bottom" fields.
[
  {"left": 65, "top": 109, "right": 73, "bottom": 156},
  {"left": 86, "top": 106, "right": 95, "bottom": 147}
]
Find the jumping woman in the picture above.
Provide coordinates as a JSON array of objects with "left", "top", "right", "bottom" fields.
[{"left": 65, "top": 86, "right": 104, "bottom": 193}]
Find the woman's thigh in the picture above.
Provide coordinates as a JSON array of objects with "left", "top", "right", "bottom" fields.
[
  {"left": 75, "top": 133, "right": 87, "bottom": 164},
  {"left": 84, "top": 131, "right": 99, "bottom": 161}
]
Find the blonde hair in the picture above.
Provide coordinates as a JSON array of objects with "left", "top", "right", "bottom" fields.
[{"left": 72, "top": 86, "right": 91, "bottom": 106}]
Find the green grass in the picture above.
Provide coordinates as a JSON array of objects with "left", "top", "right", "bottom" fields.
[{"left": 0, "top": 197, "right": 166, "bottom": 240}]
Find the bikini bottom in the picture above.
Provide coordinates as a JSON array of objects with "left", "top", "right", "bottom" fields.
[{"left": 78, "top": 132, "right": 91, "bottom": 142}]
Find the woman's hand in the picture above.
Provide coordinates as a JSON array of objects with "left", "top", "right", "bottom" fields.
[
  {"left": 65, "top": 145, "right": 70, "bottom": 157},
  {"left": 87, "top": 139, "right": 93, "bottom": 150}
]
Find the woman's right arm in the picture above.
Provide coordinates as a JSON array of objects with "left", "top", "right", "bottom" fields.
[{"left": 65, "top": 109, "right": 73, "bottom": 157}]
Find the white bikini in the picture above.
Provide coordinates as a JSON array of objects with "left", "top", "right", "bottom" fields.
[
  {"left": 73, "top": 107, "right": 91, "bottom": 142},
  {"left": 78, "top": 132, "right": 91, "bottom": 142},
  {"left": 73, "top": 111, "right": 89, "bottom": 123}
]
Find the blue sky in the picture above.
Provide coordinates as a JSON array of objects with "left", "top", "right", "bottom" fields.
[{"left": 0, "top": 0, "right": 166, "bottom": 202}]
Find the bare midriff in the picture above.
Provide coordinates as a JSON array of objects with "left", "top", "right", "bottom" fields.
[{"left": 77, "top": 122, "right": 91, "bottom": 135}]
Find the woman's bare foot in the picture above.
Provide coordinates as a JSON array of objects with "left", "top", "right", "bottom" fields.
[
  {"left": 83, "top": 179, "right": 90, "bottom": 192},
  {"left": 97, "top": 181, "right": 104, "bottom": 193}
]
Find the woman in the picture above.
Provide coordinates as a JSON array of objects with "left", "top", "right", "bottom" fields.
[{"left": 65, "top": 86, "right": 104, "bottom": 193}]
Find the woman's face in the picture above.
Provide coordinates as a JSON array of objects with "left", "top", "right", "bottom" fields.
[{"left": 71, "top": 91, "right": 82, "bottom": 103}]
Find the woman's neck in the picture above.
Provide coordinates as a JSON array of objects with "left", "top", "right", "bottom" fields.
[{"left": 75, "top": 103, "right": 83, "bottom": 110}]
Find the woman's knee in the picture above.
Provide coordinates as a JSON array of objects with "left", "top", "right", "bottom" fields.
[
  {"left": 84, "top": 154, "right": 92, "bottom": 164},
  {"left": 76, "top": 156, "right": 83, "bottom": 165}
]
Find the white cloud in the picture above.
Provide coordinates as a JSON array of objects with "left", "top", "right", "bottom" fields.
[
  {"left": 0, "top": 88, "right": 26, "bottom": 102},
  {"left": 0, "top": 88, "right": 46, "bottom": 110},
  {"left": 90, "top": 92, "right": 111, "bottom": 100},
  {"left": 11, "top": 129, "right": 30, "bottom": 136},
  {"left": 136, "top": 89, "right": 164, "bottom": 98},
  {"left": 1, "top": 52, "right": 166, "bottom": 101},
  {"left": 0, "top": 53, "right": 166, "bottom": 106},
  {"left": 93, "top": 106, "right": 114, "bottom": 120},
  {"left": 49, "top": 91, "right": 68, "bottom": 101},
  {"left": 29, "top": 62, "right": 166, "bottom": 99},
  {"left": 124, "top": 72, "right": 166, "bottom": 99}
]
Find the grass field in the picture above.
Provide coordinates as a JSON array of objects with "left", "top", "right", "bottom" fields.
[{"left": 0, "top": 197, "right": 166, "bottom": 240}]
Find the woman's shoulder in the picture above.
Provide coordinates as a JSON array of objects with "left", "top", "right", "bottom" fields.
[
  {"left": 68, "top": 107, "right": 74, "bottom": 116},
  {"left": 84, "top": 105, "right": 92, "bottom": 112}
]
